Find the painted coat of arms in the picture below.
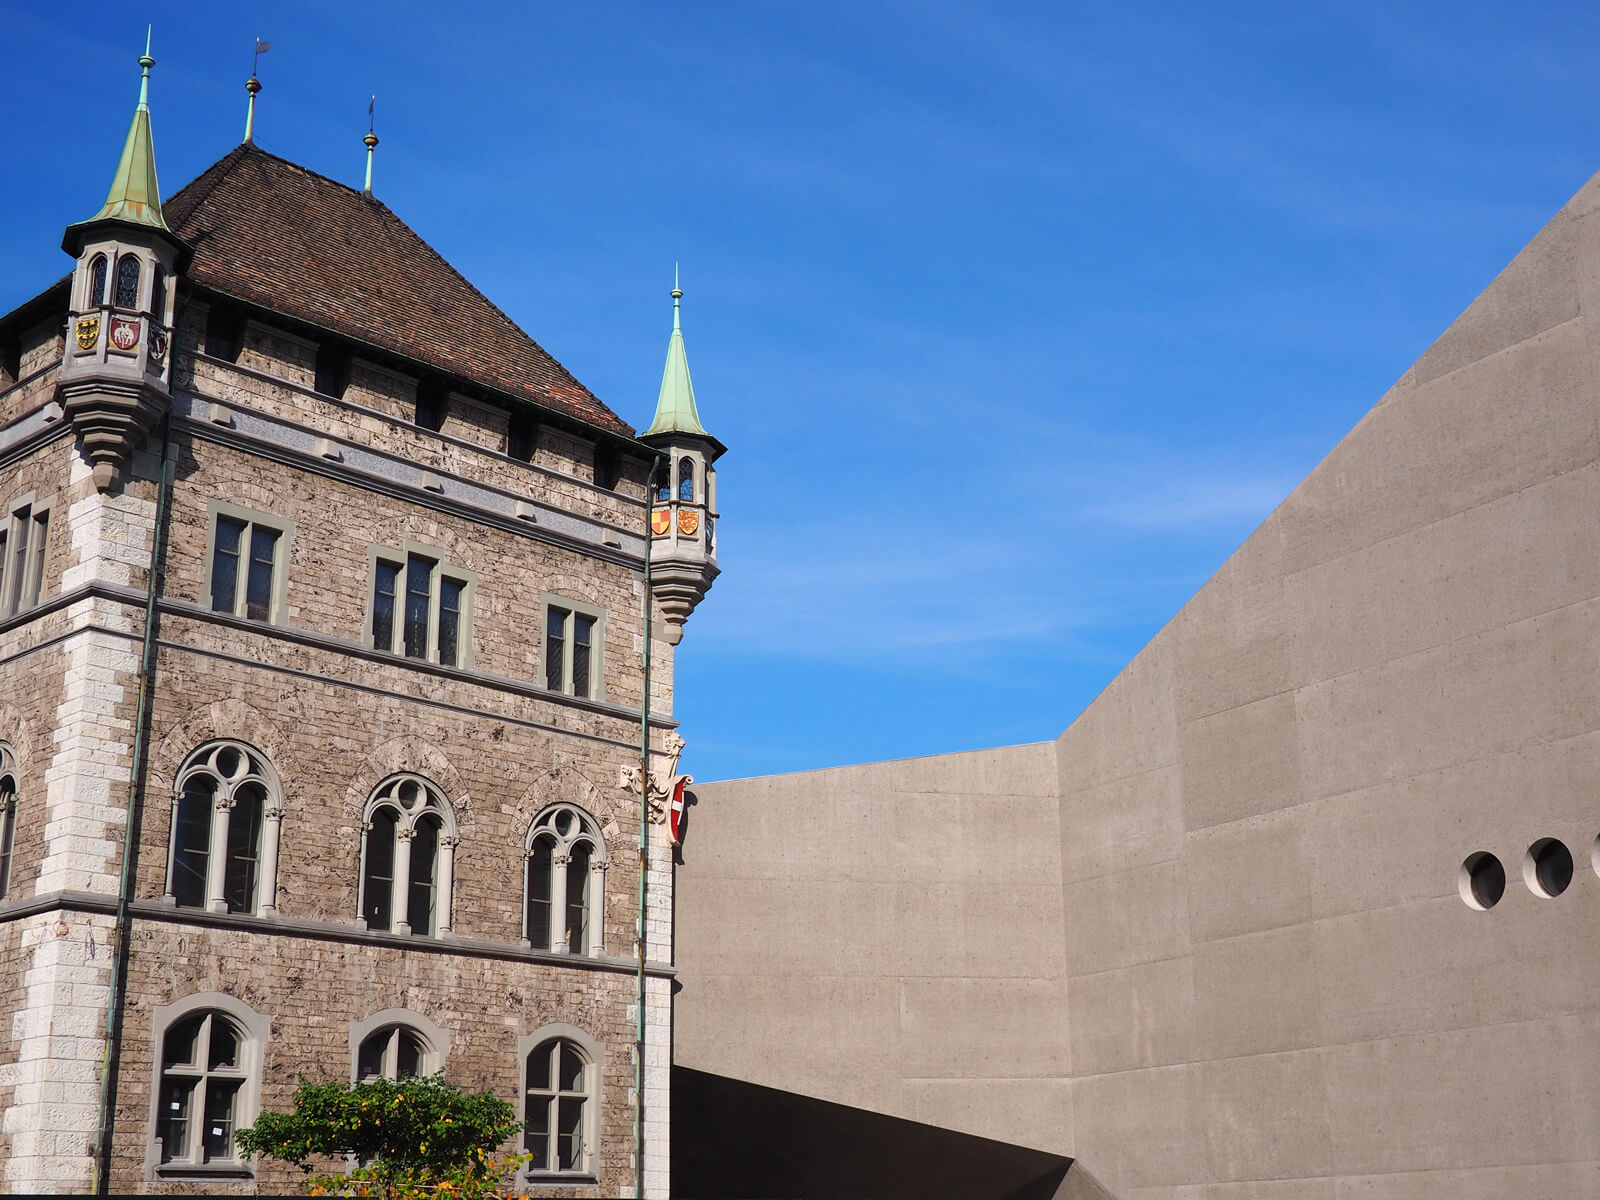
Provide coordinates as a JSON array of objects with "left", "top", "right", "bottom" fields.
[
  {"left": 74, "top": 317, "right": 100, "bottom": 351},
  {"left": 108, "top": 317, "right": 141, "bottom": 352},
  {"left": 677, "top": 510, "right": 700, "bottom": 537},
  {"left": 651, "top": 508, "right": 671, "bottom": 537}
]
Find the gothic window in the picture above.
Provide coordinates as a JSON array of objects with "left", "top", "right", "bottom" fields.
[
  {"left": 356, "top": 1025, "right": 427, "bottom": 1081},
  {"left": 678, "top": 457, "right": 695, "bottom": 502},
  {"left": 368, "top": 548, "right": 472, "bottom": 668},
  {"left": 543, "top": 600, "right": 602, "bottom": 699},
  {"left": 522, "top": 1036, "right": 594, "bottom": 1176},
  {"left": 358, "top": 774, "right": 457, "bottom": 938},
  {"left": 87, "top": 255, "right": 108, "bottom": 308},
  {"left": 524, "top": 805, "right": 606, "bottom": 954},
  {"left": 655, "top": 461, "right": 670, "bottom": 503},
  {"left": 207, "top": 505, "right": 292, "bottom": 624},
  {"left": 166, "top": 742, "right": 284, "bottom": 916},
  {"left": 0, "top": 746, "right": 17, "bottom": 900},
  {"left": 149, "top": 995, "right": 267, "bottom": 1174},
  {"left": 115, "top": 254, "right": 141, "bottom": 309}
]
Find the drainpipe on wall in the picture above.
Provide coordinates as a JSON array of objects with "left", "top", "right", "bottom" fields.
[
  {"left": 635, "top": 452, "right": 663, "bottom": 1200},
  {"left": 92, "top": 417, "right": 175, "bottom": 1194}
]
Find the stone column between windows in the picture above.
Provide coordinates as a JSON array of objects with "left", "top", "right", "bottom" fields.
[
  {"left": 204, "top": 793, "right": 235, "bottom": 913},
  {"left": 392, "top": 826, "right": 415, "bottom": 937},
  {"left": 551, "top": 851, "right": 571, "bottom": 952},
  {"left": 258, "top": 804, "right": 285, "bottom": 916},
  {"left": 436, "top": 834, "right": 458, "bottom": 937},
  {"left": 592, "top": 859, "right": 608, "bottom": 954}
]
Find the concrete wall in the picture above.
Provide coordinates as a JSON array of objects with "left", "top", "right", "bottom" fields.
[{"left": 676, "top": 171, "right": 1600, "bottom": 1197}]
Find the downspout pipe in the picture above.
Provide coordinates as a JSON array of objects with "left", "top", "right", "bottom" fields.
[
  {"left": 636, "top": 451, "right": 664, "bottom": 1200},
  {"left": 92, "top": 418, "right": 176, "bottom": 1193}
]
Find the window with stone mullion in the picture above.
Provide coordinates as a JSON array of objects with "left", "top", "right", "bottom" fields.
[
  {"left": 157, "top": 1012, "right": 248, "bottom": 1165},
  {"left": 167, "top": 743, "right": 284, "bottom": 917},
  {"left": 0, "top": 754, "right": 16, "bottom": 899},
  {"left": 524, "top": 1039, "right": 590, "bottom": 1174}
]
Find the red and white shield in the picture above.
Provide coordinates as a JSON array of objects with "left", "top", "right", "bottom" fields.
[
  {"left": 109, "top": 316, "right": 141, "bottom": 352},
  {"left": 669, "top": 774, "right": 691, "bottom": 846}
]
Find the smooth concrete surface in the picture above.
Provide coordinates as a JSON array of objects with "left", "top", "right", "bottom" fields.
[{"left": 676, "top": 168, "right": 1600, "bottom": 1197}]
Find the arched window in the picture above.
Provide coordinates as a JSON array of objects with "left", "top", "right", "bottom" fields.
[
  {"left": 166, "top": 742, "right": 284, "bottom": 916},
  {"left": 0, "top": 746, "right": 16, "bottom": 900},
  {"left": 87, "top": 255, "right": 108, "bottom": 308},
  {"left": 524, "top": 804, "right": 606, "bottom": 954},
  {"left": 522, "top": 1035, "right": 594, "bottom": 1176},
  {"left": 359, "top": 774, "right": 457, "bottom": 938},
  {"left": 357, "top": 1025, "right": 427, "bottom": 1081},
  {"left": 678, "top": 457, "right": 695, "bottom": 502},
  {"left": 115, "top": 254, "right": 142, "bottom": 309},
  {"left": 655, "top": 465, "right": 671, "bottom": 503},
  {"left": 150, "top": 994, "right": 268, "bottom": 1171}
]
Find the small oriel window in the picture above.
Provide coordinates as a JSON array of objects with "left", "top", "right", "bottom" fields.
[
  {"left": 88, "top": 255, "right": 108, "bottom": 308},
  {"left": 209, "top": 509, "right": 288, "bottom": 624},
  {"left": 115, "top": 254, "right": 141, "bottom": 309},
  {"left": 524, "top": 1038, "right": 592, "bottom": 1175},
  {"left": 678, "top": 458, "right": 695, "bottom": 502}
]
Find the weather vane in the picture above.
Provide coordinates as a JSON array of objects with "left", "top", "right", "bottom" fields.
[{"left": 244, "top": 36, "right": 270, "bottom": 144}]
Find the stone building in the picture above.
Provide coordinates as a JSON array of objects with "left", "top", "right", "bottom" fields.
[
  {"left": 671, "top": 132, "right": 1600, "bottom": 1200},
  {"left": 0, "top": 49, "right": 720, "bottom": 1195}
]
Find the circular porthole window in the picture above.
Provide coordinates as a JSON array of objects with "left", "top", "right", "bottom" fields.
[
  {"left": 1458, "top": 852, "right": 1506, "bottom": 910},
  {"left": 1524, "top": 838, "right": 1573, "bottom": 898}
]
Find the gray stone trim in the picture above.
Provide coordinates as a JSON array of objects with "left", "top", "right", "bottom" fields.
[
  {"left": 172, "top": 386, "right": 647, "bottom": 568},
  {"left": 349, "top": 1007, "right": 451, "bottom": 1082},
  {"left": 517, "top": 1023, "right": 605, "bottom": 1183},
  {"left": 145, "top": 991, "right": 270, "bottom": 1179},
  {"left": 0, "top": 892, "right": 678, "bottom": 977}
]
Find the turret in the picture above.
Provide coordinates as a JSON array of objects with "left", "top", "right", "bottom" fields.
[
  {"left": 640, "top": 275, "right": 724, "bottom": 644},
  {"left": 57, "top": 36, "right": 190, "bottom": 491}
]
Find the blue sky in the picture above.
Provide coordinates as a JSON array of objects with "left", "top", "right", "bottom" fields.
[{"left": 3, "top": 1, "right": 1598, "bottom": 782}]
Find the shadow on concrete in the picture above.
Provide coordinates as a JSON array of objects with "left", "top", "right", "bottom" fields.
[{"left": 673, "top": 1066, "right": 1072, "bottom": 1200}]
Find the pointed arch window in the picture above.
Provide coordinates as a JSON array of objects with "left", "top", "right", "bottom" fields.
[
  {"left": 524, "top": 804, "right": 606, "bottom": 955},
  {"left": 678, "top": 457, "right": 695, "bottom": 502},
  {"left": 166, "top": 742, "right": 284, "bottom": 916},
  {"left": 0, "top": 746, "right": 16, "bottom": 900},
  {"left": 359, "top": 774, "right": 457, "bottom": 938},
  {"left": 115, "top": 254, "right": 142, "bottom": 309},
  {"left": 87, "top": 255, "right": 108, "bottom": 308}
]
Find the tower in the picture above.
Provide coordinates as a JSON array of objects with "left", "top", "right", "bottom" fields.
[
  {"left": 640, "top": 275, "right": 724, "bottom": 644},
  {"left": 56, "top": 38, "right": 189, "bottom": 491}
]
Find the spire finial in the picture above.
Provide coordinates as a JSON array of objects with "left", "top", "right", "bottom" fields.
[
  {"left": 671, "top": 264, "right": 683, "bottom": 331},
  {"left": 645, "top": 269, "right": 710, "bottom": 440},
  {"left": 244, "top": 37, "right": 270, "bottom": 144},
  {"left": 363, "top": 95, "right": 379, "bottom": 195},
  {"left": 138, "top": 27, "right": 154, "bottom": 108}
]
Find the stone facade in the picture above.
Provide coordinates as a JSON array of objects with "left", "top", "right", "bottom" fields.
[{"left": 0, "top": 133, "right": 705, "bottom": 1195}]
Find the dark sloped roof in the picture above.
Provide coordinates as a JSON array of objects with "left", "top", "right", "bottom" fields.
[{"left": 163, "top": 144, "right": 631, "bottom": 437}]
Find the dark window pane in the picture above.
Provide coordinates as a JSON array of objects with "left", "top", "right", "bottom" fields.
[
  {"left": 557, "top": 1095, "right": 584, "bottom": 1170},
  {"left": 1535, "top": 840, "right": 1573, "bottom": 897},
  {"left": 572, "top": 615, "right": 594, "bottom": 699},
  {"left": 173, "top": 778, "right": 215, "bottom": 908},
  {"left": 115, "top": 255, "right": 141, "bottom": 309},
  {"left": 363, "top": 807, "right": 397, "bottom": 930},
  {"left": 528, "top": 1042, "right": 553, "bottom": 1091},
  {"left": 10, "top": 511, "right": 30, "bottom": 607},
  {"left": 23, "top": 511, "right": 47, "bottom": 608},
  {"left": 223, "top": 784, "right": 264, "bottom": 913},
  {"left": 524, "top": 1093, "right": 551, "bottom": 1169},
  {"left": 559, "top": 1042, "right": 584, "bottom": 1092},
  {"left": 244, "top": 526, "right": 279, "bottom": 622},
  {"left": 211, "top": 518, "right": 244, "bottom": 614},
  {"left": 372, "top": 560, "right": 399, "bottom": 651},
  {"left": 403, "top": 555, "right": 433, "bottom": 659},
  {"left": 201, "top": 1079, "right": 241, "bottom": 1162},
  {"left": 679, "top": 458, "right": 694, "bottom": 501},
  {"left": 207, "top": 1020, "right": 239, "bottom": 1070},
  {"left": 396, "top": 1029, "right": 423, "bottom": 1079},
  {"left": 546, "top": 608, "right": 568, "bottom": 692},
  {"left": 565, "top": 844, "right": 589, "bottom": 953},
  {"left": 438, "top": 578, "right": 463, "bottom": 667},
  {"left": 151, "top": 267, "right": 167, "bottom": 323},
  {"left": 357, "top": 1032, "right": 385, "bottom": 1081},
  {"left": 408, "top": 816, "right": 439, "bottom": 936},
  {"left": 0, "top": 781, "right": 14, "bottom": 900},
  {"left": 163, "top": 1015, "right": 202, "bottom": 1068},
  {"left": 89, "top": 256, "right": 107, "bottom": 307},
  {"left": 157, "top": 1076, "right": 193, "bottom": 1162},
  {"left": 528, "top": 839, "right": 554, "bottom": 948}
]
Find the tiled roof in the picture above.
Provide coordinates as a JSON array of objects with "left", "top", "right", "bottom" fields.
[{"left": 163, "top": 145, "right": 632, "bottom": 437}]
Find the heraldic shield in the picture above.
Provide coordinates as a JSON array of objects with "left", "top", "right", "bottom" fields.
[
  {"left": 651, "top": 508, "right": 672, "bottom": 536},
  {"left": 677, "top": 510, "right": 700, "bottom": 536}
]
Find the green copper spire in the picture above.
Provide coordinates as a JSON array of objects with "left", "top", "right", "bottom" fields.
[
  {"left": 90, "top": 30, "right": 170, "bottom": 231},
  {"left": 644, "top": 267, "right": 711, "bottom": 439}
]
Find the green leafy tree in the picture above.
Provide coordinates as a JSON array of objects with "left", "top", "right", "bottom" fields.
[{"left": 237, "top": 1074, "right": 526, "bottom": 1199}]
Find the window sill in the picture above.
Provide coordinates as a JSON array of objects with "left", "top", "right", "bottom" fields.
[
  {"left": 155, "top": 1161, "right": 253, "bottom": 1179},
  {"left": 525, "top": 1171, "right": 599, "bottom": 1186}
]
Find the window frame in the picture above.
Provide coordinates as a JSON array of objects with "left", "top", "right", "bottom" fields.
[
  {"left": 356, "top": 773, "right": 459, "bottom": 938},
  {"left": 517, "top": 1025, "right": 603, "bottom": 1182},
  {"left": 146, "top": 993, "right": 268, "bottom": 1180},
  {"left": 523, "top": 803, "right": 607, "bottom": 955},
  {"left": 365, "top": 541, "right": 476, "bottom": 669},
  {"left": 349, "top": 1008, "right": 451, "bottom": 1083},
  {"left": 0, "top": 494, "right": 53, "bottom": 617},
  {"left": 164, "top": 741, "right": 285, "bottom": 917},
  {"left": 0, "top": 744, "right": 16, "bottom": 900},
  {"left": 203, "top": 502, "right": 295, "bottom": 625},
  {"left": 541, "top": 594, "right": 606, "bottom": 700}
]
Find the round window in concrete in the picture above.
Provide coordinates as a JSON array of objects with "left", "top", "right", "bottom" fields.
[
  {"left": 1458, "top": 852, "right": 1505, "bottom": 910},
  {"left": 1524, "top": 838, "right": 1573, "bottom": 898}
]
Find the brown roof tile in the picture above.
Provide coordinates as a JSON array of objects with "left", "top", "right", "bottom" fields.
[{"left": 163, "top": 145, "right": 632, "bottom": 437}]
